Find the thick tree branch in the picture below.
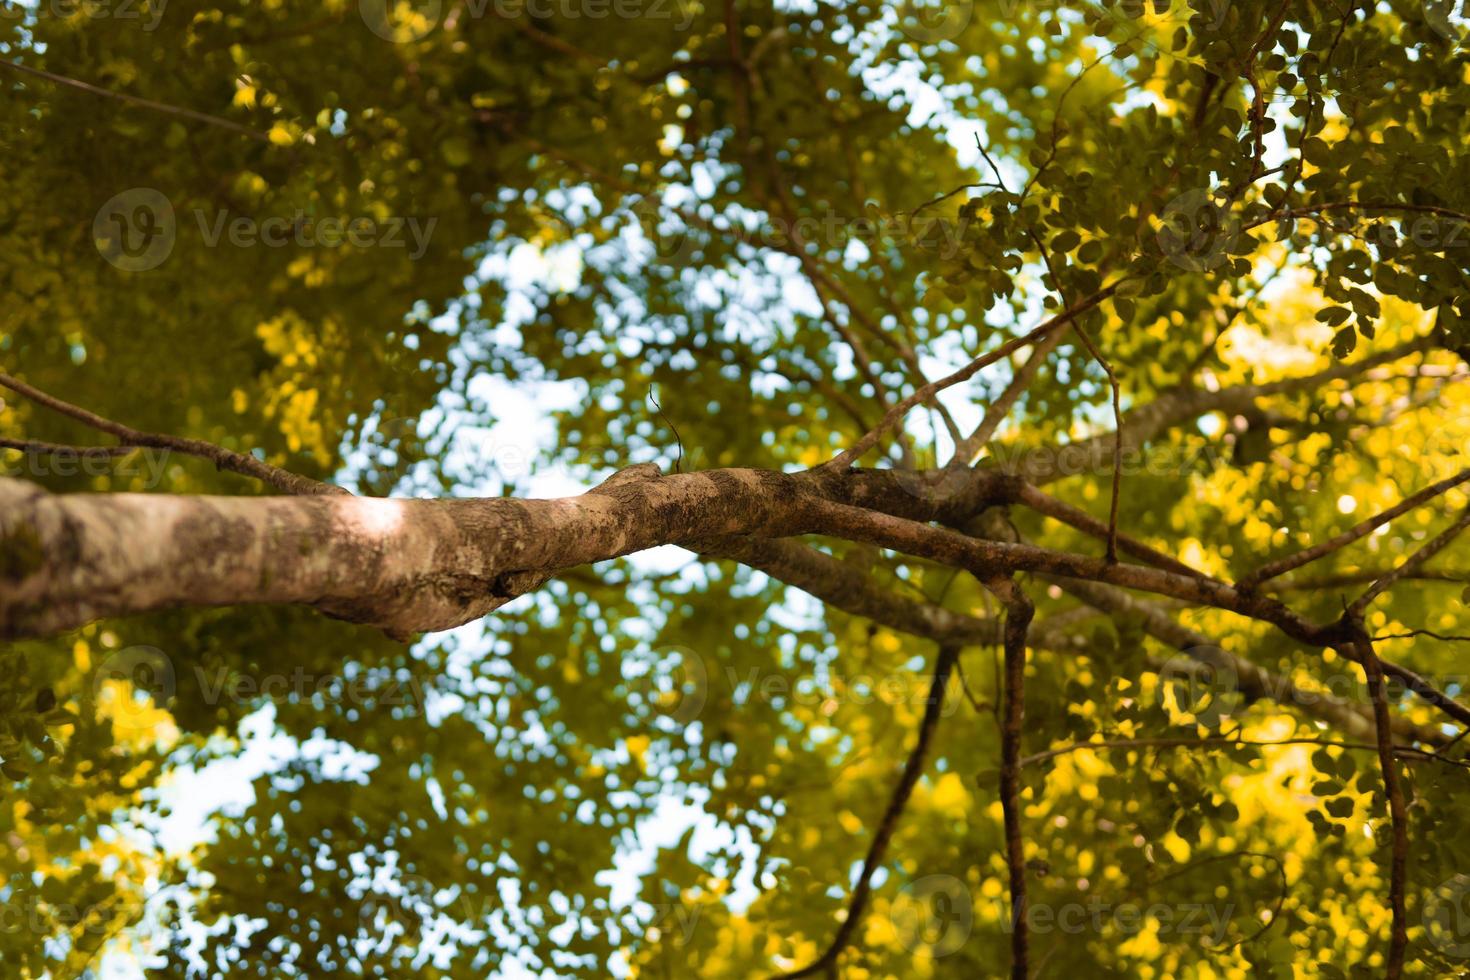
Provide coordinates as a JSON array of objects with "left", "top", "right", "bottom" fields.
[
  {"left": 8, "top": 452, "right": 1470, "bottom": 743},
  {"left": 985, "top": 576, "right": 1034, "bottom": 980},
  {"left": 0, "top": 466, "right": 1383, "bottom": 644}
]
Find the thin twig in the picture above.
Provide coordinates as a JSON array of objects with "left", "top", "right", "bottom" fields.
[
  {"left": 1349, "top": 504, "right": 1470, "bottom": 616},
  {"left": 1241, "top": 467, "right": 1470, "bottom": 588},
  {"left": 647, "top": 388, "right": 684, "bottom": 474},
  {"left": 1017, "top": 483, "right": 1218, "bottom": 583},
  {"left": 1374, "top": 629, "right": 1470, "bottom": 643},
  {"left": 823, "top": 286, "right": 1118, "bottom": 470},
  {"left": 1348, "top": 629, "right": 1409, "bottom": 979},
  {"left": 771, "top": 644, "right": 961, "bottom": 979},
  {"left": 0, "top": 60, "right": 272, "bottom": 141},
  {"left": 948, "top": 327, "right": 1066, "bottom": 467},
  {"left": 0, "top": 372, "right": 344, "bottom": 496},
  {"left": 1066, "top": 320, "right": 1123, "bottom": 562}
]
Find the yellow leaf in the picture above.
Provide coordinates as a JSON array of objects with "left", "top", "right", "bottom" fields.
[
  {"left": 931, "top": 772, "right": 968, "bottom": 817},
  {"left": 626, "top": 735, "right": 650, "bottom": 770}
]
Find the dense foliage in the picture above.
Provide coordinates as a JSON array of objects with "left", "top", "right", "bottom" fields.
[{"left": 4, "top": 0, "right": 1470, "bottom": 975}]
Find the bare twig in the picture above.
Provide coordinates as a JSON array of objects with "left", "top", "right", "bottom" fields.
[
  {"left": 1064, "top": 320, "right": 1124, "bottom": 562},
  {"left": 0, "top": 60, "right": 272, "bottom": 141},
  {"left": 1017, "top": 483, "right": 1218, "bottom": 583},
  {"left": 1374, "top": 629, "right": 1470, "bottom": 643},
  {"left": 0, "top": 372, "right": 344, "bottom": 496},
  {"left": 771, "top": 644, "right": 961, "bottom": 979},
  {"left": 1241, "top": 467, "right": 1470, "bottom": 588},
  {"left": 824, "top": 286, "right": 1118, "bottom": 470},
  {"left": 1347, "top": 628, "right": 1409, "bottom": 978},
  {"left": 1349, "top": 504, "right": 1470, "bottom": 616},
  {"left": 949, "top": 328, "right": 1066, "bottom": 467}
]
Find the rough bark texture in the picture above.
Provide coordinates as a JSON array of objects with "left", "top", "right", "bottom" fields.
[
  {"left": 0, "top": 464, "right": 1306, "bottom": 642},
  {"left": 2, "top": 466, "right": 830, "bottom": 638}
]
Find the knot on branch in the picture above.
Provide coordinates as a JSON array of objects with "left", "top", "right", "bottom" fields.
[{"left": 590, "top": 462, "right": 663, "bottom": 496}]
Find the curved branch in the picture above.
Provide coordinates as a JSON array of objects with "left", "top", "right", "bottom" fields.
[{"left": 772, "top": 644, "right": 960, "bottom": 979}]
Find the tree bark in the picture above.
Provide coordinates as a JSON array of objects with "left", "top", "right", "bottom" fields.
[{"left": 2, "top": 466, "right": 1013, "bottom": 639}]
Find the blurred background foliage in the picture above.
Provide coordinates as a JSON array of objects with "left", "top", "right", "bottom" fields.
[{"left": 3, "top": 0, "right": 1470, "bottom": 975}]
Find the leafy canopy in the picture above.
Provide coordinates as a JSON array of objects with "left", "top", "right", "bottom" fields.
[{"left": 3, "top": 0, "right": 1470, "bottom": 976}]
